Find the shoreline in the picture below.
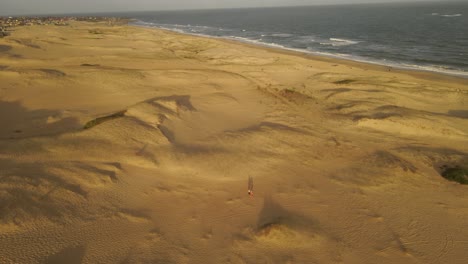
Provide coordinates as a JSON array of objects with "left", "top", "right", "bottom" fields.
[{"left": 130, "top": 22, "right": 468, "bottom": 83}]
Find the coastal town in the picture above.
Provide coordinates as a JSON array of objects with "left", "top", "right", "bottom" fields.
[{"left": 0, "top": 16, "right": 121, "bottom": 37}]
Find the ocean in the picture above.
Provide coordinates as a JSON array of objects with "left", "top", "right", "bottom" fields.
[{"left": 125, "top": 2, "right": 468, "bottom": 77}]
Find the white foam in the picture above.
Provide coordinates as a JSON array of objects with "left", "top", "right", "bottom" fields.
[
  {"left": 294, "top": 35, "right": 316, "bottom": 43},
  {"left": 330, "top": 38, "right": 360, "bottom": 45},
  {"left": 441, "top": 14, "right": 462, "bottom": 17},
  {"left": 271, "top": 33, "right": 294, "bottom": 38},
  {"left": 319, "top": 38, "right": 361, "bottom": 47},
  {"left": 430, "top": 13, "right": 462, "bottom": 17},
  {"left": 132, "top": 20, "right": 223, "bottom": 35},
  {"left": 398, "top": 63, "right": 468, "bottom": 76},
  {"left": 228, "top": 36, "right": 287, "bottom": 49}
]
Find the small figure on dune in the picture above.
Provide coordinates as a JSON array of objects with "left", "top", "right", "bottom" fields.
[{"left": 248, "top": 176, "right": 254, "bottom": 197}]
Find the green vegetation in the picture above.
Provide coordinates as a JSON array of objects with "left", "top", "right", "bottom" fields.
[
  {"left": 441, "top": 166, "right": 468, "bottom": 185},
  {"left": 0, "top": 44, "right": 12, "bottom": 51},
  {"left": 333, "top": 79, "right": 355, "bottom": 85},
  {"left": 88, "top": 29, "right": 104, "bottom": 34},
  {"left": 83, "top": 110, "right": 126, "bottom": 129}
]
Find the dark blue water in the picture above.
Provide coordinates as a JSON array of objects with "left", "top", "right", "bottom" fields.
[{"left": 126, "top": 2, "right": 468, "bottom": 77}]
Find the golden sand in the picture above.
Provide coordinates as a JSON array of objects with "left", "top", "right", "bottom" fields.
[{"left": 0, "top": 21, "right": 467, "bottom": 263}]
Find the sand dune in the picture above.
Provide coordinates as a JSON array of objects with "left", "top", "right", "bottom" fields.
[{"left": 0, "top": 21, "right": 467, "bottom": 263}]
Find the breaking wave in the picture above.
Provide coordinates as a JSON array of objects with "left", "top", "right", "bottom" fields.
[
  {"left": 320, "top": 38, "right": 360, "bottom": 46},
  {"left": 430, "top": 13, "right": 462, "bottom": 17}
]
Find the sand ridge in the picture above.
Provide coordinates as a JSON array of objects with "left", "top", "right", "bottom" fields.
[{"left": 0, "top": 21, "right": 467, "bottom": 263}]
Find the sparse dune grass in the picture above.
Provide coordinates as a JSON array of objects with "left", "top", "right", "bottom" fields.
[
  {"left": 83, "top": 110, "right": 127, "bottom": 129},
  {"left": 441, "top": 166, "right": 468, "bottom": 184},
  {"left": 88, "top": 29, "right": 104, "bottom": 35},
  {"left": 333, "top": 79, "right": 356, "bottom": 84}
]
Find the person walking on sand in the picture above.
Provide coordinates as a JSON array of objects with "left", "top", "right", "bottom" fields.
[{"left": 248, "top": 176, "right": 254, "bottom": 197}]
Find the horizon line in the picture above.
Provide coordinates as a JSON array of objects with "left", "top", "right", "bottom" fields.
[{"left": 0, "top": 0, "right": 461, "bottom": 17}]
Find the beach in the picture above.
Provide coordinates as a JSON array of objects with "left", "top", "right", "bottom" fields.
[{"left": 0, "top": 20, "right": 467, "bottom": 263}]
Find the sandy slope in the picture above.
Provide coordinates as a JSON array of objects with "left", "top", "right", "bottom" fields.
[{"left": 0, "top": 21, "right": 467, "bottom": 264}]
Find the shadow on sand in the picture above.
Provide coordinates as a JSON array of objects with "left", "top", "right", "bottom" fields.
[
  {"left": 45, "top": 245, "right": 86, "bottom": 264},
  {"left": 256, "top": 195, "right": 320, "bottom": 232},
  {"left": 448, "top": 110, "right": 468, "bottom": 119},
  {"left": 0, "top": 101, "right": 80, "bottom": 139}
]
